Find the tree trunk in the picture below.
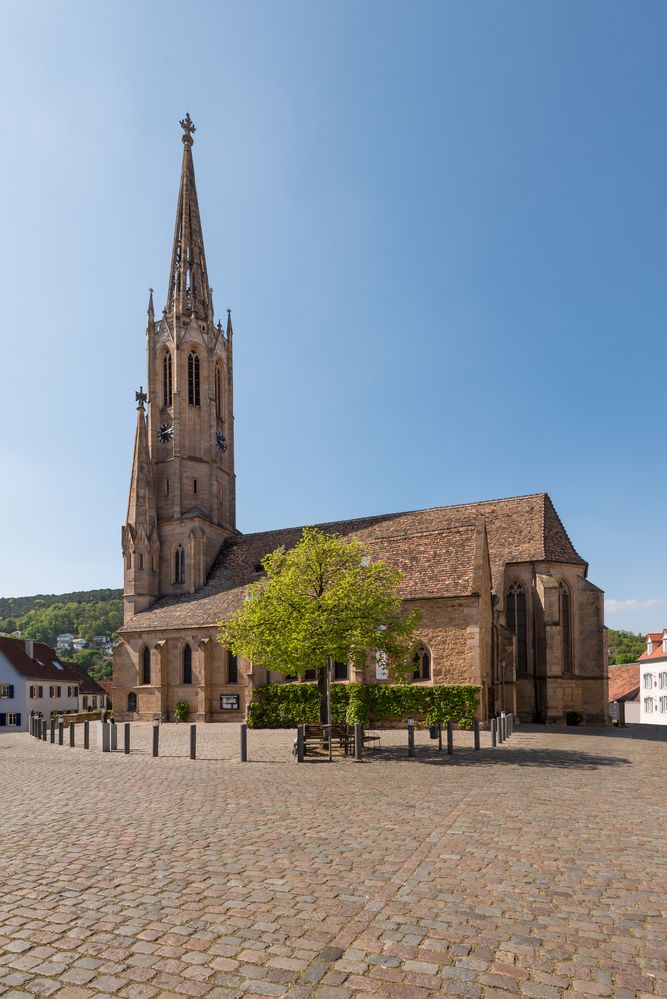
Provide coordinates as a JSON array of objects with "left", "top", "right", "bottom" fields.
[{"left": 318, "top": 666, "right": 328, "bottom": 724}]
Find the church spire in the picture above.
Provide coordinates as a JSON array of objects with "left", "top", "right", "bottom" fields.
[
  {"left": 125, "top": 388, "right": 157, "bottom": 533},
  {"left": 121, "top": 388, "right": 160, "bottom": 620},
  {"left": 166, "top": 114, "right": 213, "bottom": 323}
]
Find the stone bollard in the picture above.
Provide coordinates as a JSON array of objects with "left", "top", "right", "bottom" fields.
[
  {"left": 69, "top": 722, "right": 75, "bottom": 748},
  {"left": 190, "top": 724, "right": 197, "bottom": 760},
  {"left": 407, "top": 716, "right": 415, "bottom": 758},
  {"left": 84, "top": 720, "right": 90, "bottom": 750},
  {"left": 124, "top": 723, "right": 130, "bottom": 755},
  {"left": 491, "top": 717, "right": 497, "bottom": 747},
  {"left": 152, "top": 719, "right": 159, "bottom": 758},
  {"left": 497, "top": 715, "right": 504, "bottom": 744},
  {"left": 446, "top": 719, "right": 454, "bottom": 755},
  {"left": 296, "top": 724, "right": 305, "bottom": 763},
  {"left": 474, "top": 718, "right": 481, "bottom": 750},
  {"left": 240, "top": 723, "right": 248, "bottom": 762},
  {"left": 101, "top": 723, "right": 111, "bottom": 753}
]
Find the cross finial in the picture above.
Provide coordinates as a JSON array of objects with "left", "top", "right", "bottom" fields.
[
  {"left": 135, "top": 386, "right": 147, "bottom": 410},
  {"left": 180, "top": 113, "right": 196, "bottom": 145}
]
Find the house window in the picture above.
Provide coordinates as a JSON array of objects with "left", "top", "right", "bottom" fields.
[
  {"left": 38, "top": 686, "right": 43, "bottom": 698},
  {"left": 188, "top": 351, "right": 201, "bottom": 406},
  {"left": 215, "top": 364, "right": 222, "bottom": 418},
  {"left": 49, "top": 686, "right": 55, "bottom": 697},
  {"left": 659, "top": 672, "right": 667, "bottom": 689},
  {"left": 659, "top": 696, "right": 667, "bottom": 712},
  {"left": 127, "top": 692, "right": 137, "bottom": 712},
  {"left": 0, "top": 684, "right": 14, "bottom": 698},
  {"left": 644, "top": 673, "right": 654, "bottom": 689},
  {"left": 183, "top": 644, "right": 193, "bottom": 685},
  {"left": 506, "top": 582, "right": 528, "bottom": 674},
  {"left": 56, "top": 686, "right": 61, "bottom": 697},
  {"left": 228, "top": 652, "right": 238, "bottom": 684},
  {"left": 82, "top": 696, "right": 88, "bottom": 710},
  {"left": 163, "top": 350, "right": 173, "bottom": 407},
  {"left": 30, "top": 686, "right": 35, "bottom": 699},
  {"left": 412, "top": 646, "right": 431, "bottom": 681},
  {"left": 141, "top": 646, "right": 151, "bottom": 686},
  {"left": 559, "top": 582, "right": 573, "bottom": 674},
  {"left": 334, "top": 661, "right": 348, "bottom": 681},
  {"left": 644, "top": 697, "right": 654, "bottom": 713},
  {"left": 174, "top": 545, "right": 185, "bottom": 584},
  {"left": 6, "top": 713, "right": 20, "bottom": 726}
]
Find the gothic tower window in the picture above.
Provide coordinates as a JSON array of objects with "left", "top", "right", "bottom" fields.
[
  {"left": 188, "top": 351, "right": 201, "bottom": 406},
  {"left": 559, "top": 582, "right": 573, "bottom": 674},
  {"left": 174, "top": 545, "right": 185, "bottom": 584},
  {"left": 412, "top": 645, "right": 431, "bottom": 681},
  {"left": 215, "top": 363, "right": 222, "bottom": 418},
  {"left": 162, "top": 351, "right": 173, "bottom": 407},
  {"left": 183, "top": 644, "right": 193, "bottom": 684},
  {"left": 228, "top": 652, "right": 238, "bottom": 684},
  {"left": 506, "top": 582, "right": 528, "bottom": 674},
  {"left": 141, "top": 646, "right": 151, "bottom": 686}
]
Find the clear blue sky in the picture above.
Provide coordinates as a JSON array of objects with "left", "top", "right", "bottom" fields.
[{"left": 0, "top": 1, "right": 665, "bottom": 635}]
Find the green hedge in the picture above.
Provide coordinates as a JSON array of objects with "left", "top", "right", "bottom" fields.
[{"left": 247, "top": 682, "right": 479, "bottom": 729}]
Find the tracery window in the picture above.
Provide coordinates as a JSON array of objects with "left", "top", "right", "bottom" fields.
[
  {"left": 506, "top": 582, "right": 528, "bottom": 674},
  {"left": 141, "top": 646, "right": 151, "bottom": 686},
  {"left": 559, "top": 582, "right": 573, "bottom": 675},
  {"left": 228, "top": 652, "right": 238, "bottom": 684},
  {"left": 188, "top": 351, "right": 200, "bottom": 406},
  {"left": 162, "top": 351, "right": 173, "bottom": 407},
  {"left": 215, "top": 363, "right": 222, "bottom": 418},
  {"left": 412, "top": 646, "right": 431, "bottom": 681},
  {"left": 183, "top": 644, "right": 193, "bottom": 685},
  {"left": 174, "top": 545, "right": 185, "bottom": 584},
  {"left": 127, "top": 692, "right": 137, "bottom": 712}
]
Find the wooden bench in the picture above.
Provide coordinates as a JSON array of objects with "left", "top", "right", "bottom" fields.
[{"left": 302, "top": 723, "right": 353, "bottom": 756}]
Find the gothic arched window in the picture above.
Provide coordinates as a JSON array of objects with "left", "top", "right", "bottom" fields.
[
  {"left": 174, "top": 545, "right": 185, "bottom": 584},
  {"left": 228, "top": 652, "right": 238, "bottom": 684},
  {"left": 183, "top": 644, "right": 193, "bottom": 685},
  {"left": 162, "top": 351, "right": 173, "bottom": 407},
  {"left": 188, "top": 351, "right": 200, "bottom": 406},
  {"left": 412, "top": 645, "right": 431, "bottom": 681},
  {"left": 141, "top": 646, "right": 151, "bottom": 686},
  {"left": 559, "top": 582, "right": 573, "bottom": 674},
  {"left": 506, "top": 582, "right": 528, "bottom": 674},
  {"left": 215, "top": 363, "right": 222, "bottom": 418},
  {"left": 127, "top": 692, "right": 137, "bottom": 712}
]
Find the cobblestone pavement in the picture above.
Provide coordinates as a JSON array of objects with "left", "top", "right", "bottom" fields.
[{"left": 2, "top": 723, "right": 667, "bottom": 999}]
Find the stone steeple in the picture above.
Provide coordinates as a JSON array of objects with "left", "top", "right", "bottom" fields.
[
  {"left": 121, "top": 389, "right": 160, "bottom": 620},
  {"left": 166, "top": 113, "right": 213, "bottom": 323}
]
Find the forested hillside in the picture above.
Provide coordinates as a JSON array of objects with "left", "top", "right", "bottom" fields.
[
  {"left": 0, "top": 589, "right": 123, "bottom": 647},
  {"left": 607, "top": 628, "right": 646, "bottom": 665}
]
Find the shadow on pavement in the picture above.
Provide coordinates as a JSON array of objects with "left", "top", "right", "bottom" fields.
[{"left": 360, "top": 746, "right": 632, "bottom": 769}]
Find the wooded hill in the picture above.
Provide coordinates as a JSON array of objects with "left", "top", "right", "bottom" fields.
[{"left": 0, "top": 588, "right": 123, "bottom": 648}]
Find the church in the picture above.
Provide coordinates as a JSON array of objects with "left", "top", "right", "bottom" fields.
[{"left": 112, "top": 117, "right": 608, "bottom": 726}]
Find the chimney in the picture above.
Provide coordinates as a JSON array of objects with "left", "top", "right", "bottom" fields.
[{"left": 25, "top": 639, "right": 34, "bottom": 659}]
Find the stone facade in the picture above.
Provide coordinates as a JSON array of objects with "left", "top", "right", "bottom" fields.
[{"left": 112, "top": 118, "right": 608, "bottom": 726}]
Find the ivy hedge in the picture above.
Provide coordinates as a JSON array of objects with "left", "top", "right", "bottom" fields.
[{"left": 247, "top": 682, "right": 480, "bottom": 730}]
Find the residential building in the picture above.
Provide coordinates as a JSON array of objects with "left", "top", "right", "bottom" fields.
[
  {"left": 56, "top": 633, "right": 75, "bottom": 650},
  {"left": 607, "top": 663, "right": 640, "bottom": 724},
  {"left": 638, "top": 631, "right": 667, "bottom": 725},
  {"left": 0, "top": 638, "right": 80, "bottom": 732}
]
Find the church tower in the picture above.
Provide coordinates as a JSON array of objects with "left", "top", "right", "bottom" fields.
[{"left": 122, "top": 115, "right": 236, "bottom": 622}]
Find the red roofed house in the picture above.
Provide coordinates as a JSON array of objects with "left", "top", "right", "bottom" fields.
[
  {"left": 0, "top": 638, "right": 82, "bottom": 732},
  {"left": 639, "top": 631, "right": 667, "bottom": 725},
  {"left": 607, "top": 663, "right": 640, "bottom": 724},
  {"left": 112, "top": 119, "right": 608, "bottom": 727}
]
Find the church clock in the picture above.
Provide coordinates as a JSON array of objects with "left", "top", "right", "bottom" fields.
[
  {"left": 215, "top": 432, "right": 228, "bottom": 453},
  {"left": 158, "top": 422, "right": 174, "bottom": 443}
]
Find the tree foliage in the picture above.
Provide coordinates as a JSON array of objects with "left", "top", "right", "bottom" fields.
[
  {"left": 607, "top": 628, "right": 646, "bottom": 665},
  {"left": 218, "top": 527, "right": 422, "bottom": 684},
  {"left": 0, "top": 589, "right": 122, "bottom": 648}
]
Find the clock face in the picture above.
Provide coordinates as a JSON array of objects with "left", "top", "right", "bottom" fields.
[
  {"left": 215, "top": 432, "right": 228, "bottom": 453},
  {"left": 158, "top": 422, "right": 174, "bottom": 443}
]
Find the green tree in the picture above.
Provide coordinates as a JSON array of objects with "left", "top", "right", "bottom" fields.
[
  {"left": 607, "top": 629, "right": 646, "bottom": 665},
  {"left": 218, "top": 526, "right": 422, "bottom": 723}
]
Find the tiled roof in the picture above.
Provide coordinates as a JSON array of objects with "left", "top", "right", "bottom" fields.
[
  {"left": 0, "top": 637, "right": 82, "bottom": 681},
  {"left": 638, "top": 632, "right": 667, "bottom": 661},
  {"left": 122, "top": 492, "right": 584, "bottom": 634},
  {"left": 608, "top": 664, "right": 641, "bottom": 701},
  {"left": 61, "top": 663, "right": 108, "bottom": 695},
  {"left": 97, "top": 681, "right": 113, "bottom": 701}
]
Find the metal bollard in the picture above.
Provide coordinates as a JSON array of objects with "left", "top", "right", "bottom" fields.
[
  {"left": 190, "top": 724, "right": 197, "bottom": 760},
  {"left": 42, "top": 719, "right": 47, "bottom": 741},
  {"left": 110, "top": 720, "right": 117, "bottom": 751},
  {"left": 50, "top": 722, "right": 55, "bottom": 744},
  {"left": 497, "top": 715, "right": 504, "bottom": 744},
  {"left": 84, "top": 720, "right": 89, "bottom": 749},
  {"left": 101, "top": 723, "right": 111, "bottom": 753},
  {"left": 446, "top": 719, "right": 453, "bottom": 755},
  {"left": 69, "top": 722, "right": 75, "bottom": 748},
  {"left": 619, "top": 700, "right": 626, "bottom": 728},
  {"left": 240, "top": 723, "right": 248, "bottom": 762},
  {"left": 58, "top": 720, "right": 64, "bottom": 746},
  {"left": 407, "top": 717, "right": 415, "bottom": 758},
  {"left": 354, "top": 722, "right": 363, "bottom": 762},
  {"left": 296, "top": 724, "right": 305, "bottom": 763},
  {"left": 152, "top": 720, "right": 159, "bottom": 758},
  {"left": 124, "top": 723, "right": 130, "bottom": 755},
  {"left": 474, "top": 718, "right": 481, "bottom": 750},
  {"left": 491, "top": 717, "right": 497, "bottom": 747},
  {"left": 507, "top": 713, "right": 513, "bottom": 737},
  {"left": 438, "top": 722, "right": 443, "bottom": 751}
]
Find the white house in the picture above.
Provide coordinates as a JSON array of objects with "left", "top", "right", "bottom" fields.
[
  {"left": 56, "top": 633, "right": 75, "bottom": 650},
  {"left": 0, "top": 637, "right": 81, "bottom": 732},
  {"left": 638, "top": 630, "right": 667, "bottom": 726}
]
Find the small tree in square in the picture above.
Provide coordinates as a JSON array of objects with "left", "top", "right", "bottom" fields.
[{"left": 218, "top": 527, "right": 422, "bottom": 723}]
